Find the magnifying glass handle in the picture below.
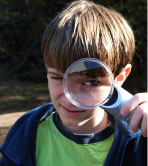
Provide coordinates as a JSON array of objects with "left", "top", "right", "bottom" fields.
[{"left": 101, "top": 85, "right": 135, "bottom": 124}]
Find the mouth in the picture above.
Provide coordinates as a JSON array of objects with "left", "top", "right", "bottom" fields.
[{"left": 61, "top": 105, "right": 85, "bottom": 115}]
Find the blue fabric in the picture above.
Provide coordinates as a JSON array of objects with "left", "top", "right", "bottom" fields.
[{"left": 0, "top": 103, "right": 147, "bottom": 166}]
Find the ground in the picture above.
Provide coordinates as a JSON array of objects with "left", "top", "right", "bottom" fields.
[
  {"left": 0, "top": 80, "right": 50, "bottom": 151},
  {"left": 0, "top": 80, "right": 50, "bottom": 114}
]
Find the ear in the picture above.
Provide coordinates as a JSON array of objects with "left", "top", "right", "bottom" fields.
[{"left": 114, "top": 64, "right": 131, "bottom": 86}]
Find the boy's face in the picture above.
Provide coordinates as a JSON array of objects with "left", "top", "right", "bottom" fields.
[
  {"left": 47, "top": 67, "right": 107, "bottom": 128},
  {"left": 47, "top": 63, "right": 131, "bottom": 129}
]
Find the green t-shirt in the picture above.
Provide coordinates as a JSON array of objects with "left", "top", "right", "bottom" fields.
[{"left": 36, "top": 112, "right": 114, "bottom": 166}]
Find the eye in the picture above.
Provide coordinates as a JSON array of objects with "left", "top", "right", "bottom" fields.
[{"left": 84, "top": 80, "right": 101, "bottom": 86}]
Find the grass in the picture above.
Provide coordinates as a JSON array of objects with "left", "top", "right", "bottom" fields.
[{"left": 0, "top": 80, "right": 50, "bottom": 114}]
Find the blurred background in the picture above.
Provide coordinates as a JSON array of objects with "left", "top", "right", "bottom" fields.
[{"left": 0, "top": 0, "right": 147, "bottom": 114}]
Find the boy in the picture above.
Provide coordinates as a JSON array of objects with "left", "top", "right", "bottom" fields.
[{"left": 0, "top": 0, "right": 147, "bottom": 165}]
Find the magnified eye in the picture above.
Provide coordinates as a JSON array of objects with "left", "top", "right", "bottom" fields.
[{"left": 85, "top": 80, "right": 101, "bottom": 86}]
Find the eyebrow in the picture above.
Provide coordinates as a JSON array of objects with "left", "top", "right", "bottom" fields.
[
  {"left": 47, "top": 71, "right": 63, "bottom": 76},
  {"left": 48, "top": 71, "right": 58, "bottom": 75}
]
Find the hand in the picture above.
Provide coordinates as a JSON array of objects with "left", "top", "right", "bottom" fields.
[{"left": 120, "top": 93, "right": 148, "bottom": 137}]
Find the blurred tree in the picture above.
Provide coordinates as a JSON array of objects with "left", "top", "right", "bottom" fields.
[{"left": 0, "top": 0, "right": 147, "bottom": 93}]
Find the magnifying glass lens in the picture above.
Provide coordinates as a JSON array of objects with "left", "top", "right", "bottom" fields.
[{"left": 64, "top": 59, "right": 114, "bottom": 109}]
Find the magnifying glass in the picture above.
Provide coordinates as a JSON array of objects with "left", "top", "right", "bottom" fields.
[{"left": 63, "top": 58, "right": 135, "bottom": 124}]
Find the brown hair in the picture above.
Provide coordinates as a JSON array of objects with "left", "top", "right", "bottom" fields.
[{"left": 42, "top": 0, "right": 135, "bottom": 76}]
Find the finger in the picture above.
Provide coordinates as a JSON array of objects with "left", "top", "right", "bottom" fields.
[
  {"left": 141, "top": 112, "right": 148, "bottom": 137},
  {"left": 130, "top": 105, "right": 144, "bottom": 133},
  {"left": 121, "top": 93, "right": 148, "bottom": 116}
]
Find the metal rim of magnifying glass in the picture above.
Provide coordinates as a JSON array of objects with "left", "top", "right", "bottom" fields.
[{"left": 63, "top": 58, "right": 115, "bottom": 109}]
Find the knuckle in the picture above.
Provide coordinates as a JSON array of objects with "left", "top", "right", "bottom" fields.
[{"left": 137, "top": 105, "right": 144, "bottom": 113}]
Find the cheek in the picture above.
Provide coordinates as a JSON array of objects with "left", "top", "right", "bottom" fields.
[{"left": 48, "top": 81, "right": 64, "bottom": 101}]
